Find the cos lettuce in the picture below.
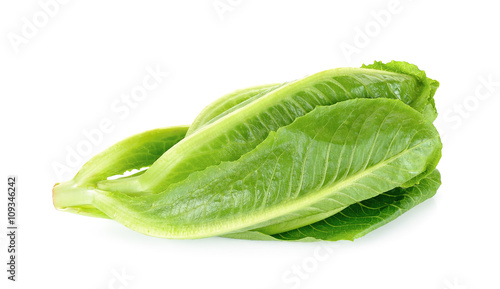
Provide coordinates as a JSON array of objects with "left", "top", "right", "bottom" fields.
[{"left": 53, "top": 61, "right": 442, "bottom": 241}]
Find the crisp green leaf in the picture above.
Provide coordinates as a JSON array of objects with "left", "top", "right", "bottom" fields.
[
  {"left": 52, "top": 126, "right": 188, "bottom": 218},
  {"left": 225, "top": 170, "right": 441, "bottom": 241}
]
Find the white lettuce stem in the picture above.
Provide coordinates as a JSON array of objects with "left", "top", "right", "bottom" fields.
[{"left": 52, "top": 180, "right": 96, "bottom": 210}]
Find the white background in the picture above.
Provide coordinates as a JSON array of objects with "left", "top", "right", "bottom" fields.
[{"left": 1, "top": 1, "right": 499, "bottom": 288}]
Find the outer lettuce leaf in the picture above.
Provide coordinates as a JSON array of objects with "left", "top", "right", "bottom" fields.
[
  {"left": 90, "top": 98, "right": 441, "bottom": 239},
  {"left": 225, "top": 170, "right": 441, "bottom": 241},
  {"left": 74, "top": 126, "right": 188, "bottom": 184},
  {"left": 191, "top": 61, "right": 439, "bottom": 137},
  {"left": 52, "top": 126, "right": 188, "bottom": 218}
]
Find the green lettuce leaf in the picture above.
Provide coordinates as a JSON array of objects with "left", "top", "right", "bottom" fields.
[
  {"left": 52, "top": 126, "right": 188, "bottom": 218},
  {"left": 225, "top": 170, "right": 441, "bottom": 241}
]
